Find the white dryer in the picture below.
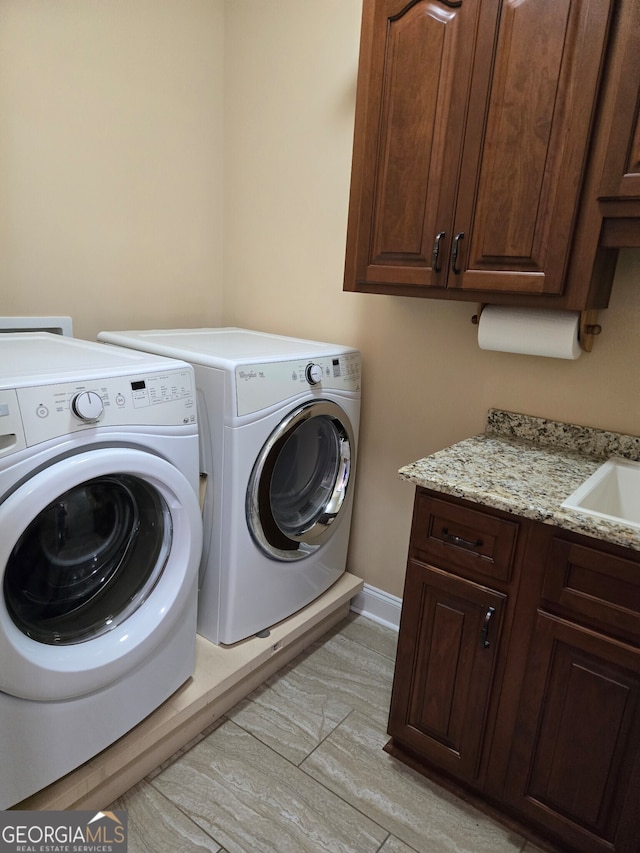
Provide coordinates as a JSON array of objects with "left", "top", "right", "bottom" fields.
[
  {"left": 0, "top": 333, "right": 202, "bottom": 808},
  {"left": 98, "top": 328, "right": 361, "bottom": 645}
]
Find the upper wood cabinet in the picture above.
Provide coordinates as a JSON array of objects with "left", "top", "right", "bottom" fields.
[{"left": 344, "top": 0, "right": 618, "bottom": 308}]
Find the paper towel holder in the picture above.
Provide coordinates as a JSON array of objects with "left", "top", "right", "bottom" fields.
[
  {"left": 578, "top": 310, "right": 603, "bottom": 352},
  {"left": 470, "top": 305, "right": 602, "bottom": 352}
]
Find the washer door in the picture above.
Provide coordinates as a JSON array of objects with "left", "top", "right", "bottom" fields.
[
  {"left": 0, "top": 447, "right": 202, "bottom": 701},
  {"left": 246, "top": 400, "right": 355, "bottom": 561}
]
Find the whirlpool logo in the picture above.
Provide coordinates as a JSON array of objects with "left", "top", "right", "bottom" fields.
[{"left": 0, "top": 810, "right": 127, "bottom": 853}]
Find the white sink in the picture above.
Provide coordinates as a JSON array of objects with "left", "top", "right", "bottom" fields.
[{"left": 562, "top": 457, "right": 640, "bottom": 529}]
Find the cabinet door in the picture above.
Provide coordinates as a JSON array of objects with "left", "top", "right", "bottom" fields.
[
  {"left": 505, "top": 613, "right": 640, "bottom": 853},
  {"left": 388, "top": 559, "right": 505, "bottom": 783},
  {"left": 345, "top": 0, "right": 615, "bottom": 301},
  {"left": 452, "top": 0, "right": 613, "bottom": 296},
  {"left": 344, "top": 0, "right": 493, "bottom": 291},
  {"left": 597, "top": 0, "right": 640, "bottom": 204}
]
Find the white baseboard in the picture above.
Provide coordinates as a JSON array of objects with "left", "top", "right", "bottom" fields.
[{"left": 350, "top": 583, "right": 401, "bottom": 632}]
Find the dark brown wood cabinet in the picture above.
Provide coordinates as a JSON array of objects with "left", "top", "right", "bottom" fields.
[
  {"left": 388, "top": 488, "right": 640, "bottom": 853},
  {"left": 502, "top": 529, "right": 640, "bottom": 853},
  {"left": 504, "top": 613, "right": 640, "bottom": 853},
  {"left": 388, "top": 559, "right": 506, "bottom": 782},
  {"left": 344, "top": 0, "right": 633, "bottom": 308},
  {"left": 388, "top": 491, "right": 520, "bottom": 784}
]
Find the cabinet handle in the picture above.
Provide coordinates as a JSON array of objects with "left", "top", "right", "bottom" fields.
[
  {"left": 432, "top": 231, "right": 446, "bottom": 273},
  {"left": 442, "top": 527, "right": 483, "bottom": 550},
  {"left": 481, "top": 606, "right": 496, "bottom": 648},
  {"left": 451, "top": 232, "right": 464, "bottom": 274}
]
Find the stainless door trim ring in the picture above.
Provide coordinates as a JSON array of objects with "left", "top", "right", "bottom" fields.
[{"left": 246, "top": 400, "right": 354, "bottom": 561}]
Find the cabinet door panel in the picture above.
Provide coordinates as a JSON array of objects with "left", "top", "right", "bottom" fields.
[
  {"left": 597, "top": 0, "right": 640, "bottom": 201},
  {"left": 369, "top": 5, "right": 453, "bottom": 269},
  {"left": 388, "top": 560, "right": 505, "bottom": 782},
  {"left": 505, "top": 613, "right": 640, "bottom": 852},
  {"left": 345, "top": 0, "right": 488, "bottom": 290},
  {"left": 452, "top": 0, "right": 613, "bottom": 295}
]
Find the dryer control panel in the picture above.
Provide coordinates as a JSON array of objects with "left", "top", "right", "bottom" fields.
[
  {"left": 12, "top": 367, "right": 196, "bottom": 448},
  {"left": 235, "top": 351, "right": 361, "bottom": 416}
]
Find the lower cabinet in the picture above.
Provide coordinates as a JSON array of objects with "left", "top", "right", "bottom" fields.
[
  {"left": 504, "top": 613, "right": 640, "bottom": 853},
  {"left": 388, "top": 559, "right": 505, "bottom": 782},
  {"left": 388, "top": 488, "right": 640, "bottom": 853}
]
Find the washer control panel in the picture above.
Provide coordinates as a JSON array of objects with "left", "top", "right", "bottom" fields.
[
  {"left": 235, "top": 351, "right": 361, "bottom": 416},
  {"left": 11, "top": 367, "right": 196, "bottom": 448}
]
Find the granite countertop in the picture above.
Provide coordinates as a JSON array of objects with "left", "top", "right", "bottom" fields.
[{"left": 399, "top": 409, "right": 640, "bottom": 552}]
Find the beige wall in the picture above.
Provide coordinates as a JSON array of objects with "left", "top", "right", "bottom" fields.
[
  {"left": 0, "top": 0, "right": 224, "bottom": 340},
  {"left": 223, "top": 0, "right": 640, "bottom": 597},
  {"left": 1, "top": 1, "right": 638, "bottom": 599}
]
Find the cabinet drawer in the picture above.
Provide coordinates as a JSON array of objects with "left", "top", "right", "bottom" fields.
[
  {"left": 410, "top": 492, "right": 519, "bottom": 585},
  {"left": 542, "top": 535, "right": 640, "bottom": 643}
]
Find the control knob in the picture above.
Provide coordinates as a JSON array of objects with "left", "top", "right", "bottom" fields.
[
  {"left": 72, "top": 391, "right": 104, "bottom": 422},
  {"left": 305, "top": 363, "right": 323, "bottom": 385}
]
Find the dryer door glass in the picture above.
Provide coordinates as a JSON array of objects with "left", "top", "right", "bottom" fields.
[
  {"left": 4, "top": 474, "right": 172, "bottom": 644},
  {"left": 247, "top": 400, "right": 354, "bottom": 561}
]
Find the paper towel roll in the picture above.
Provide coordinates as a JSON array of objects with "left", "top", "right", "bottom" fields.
[{"left": 477, "top": 306, "right": 582, "bottom": 359}]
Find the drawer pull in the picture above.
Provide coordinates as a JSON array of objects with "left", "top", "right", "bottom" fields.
[
  {"left": 451, "top": 232, "right": 464, "bottom": 274},
  {"left": 442, "top": 527, "right": 483, "bottom": 550},
  {"left": 432, "top": 231, "right": 446, "bottom": 273},
  {"left": 481, "top": 606, "right": 496, "bottom": 648}
]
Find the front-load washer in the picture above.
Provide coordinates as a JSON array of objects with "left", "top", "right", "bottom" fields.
[
  {"left": 0, "top": 333, "right": 202, "bottom": 808},
  {"left": 98, "top": 328, "right": 361, "bottom": 645}
]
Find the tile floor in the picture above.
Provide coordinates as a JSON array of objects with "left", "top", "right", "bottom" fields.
[{"left": 111, "top": 614, "right": 546, "bottom": 853}]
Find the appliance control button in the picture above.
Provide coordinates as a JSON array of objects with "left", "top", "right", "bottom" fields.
[
  {"left": 305, "top": 363, "right": 323, "bottom": 385},
  {"left": 72, "top": 390, "right": 104, "bottom": 422}
]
